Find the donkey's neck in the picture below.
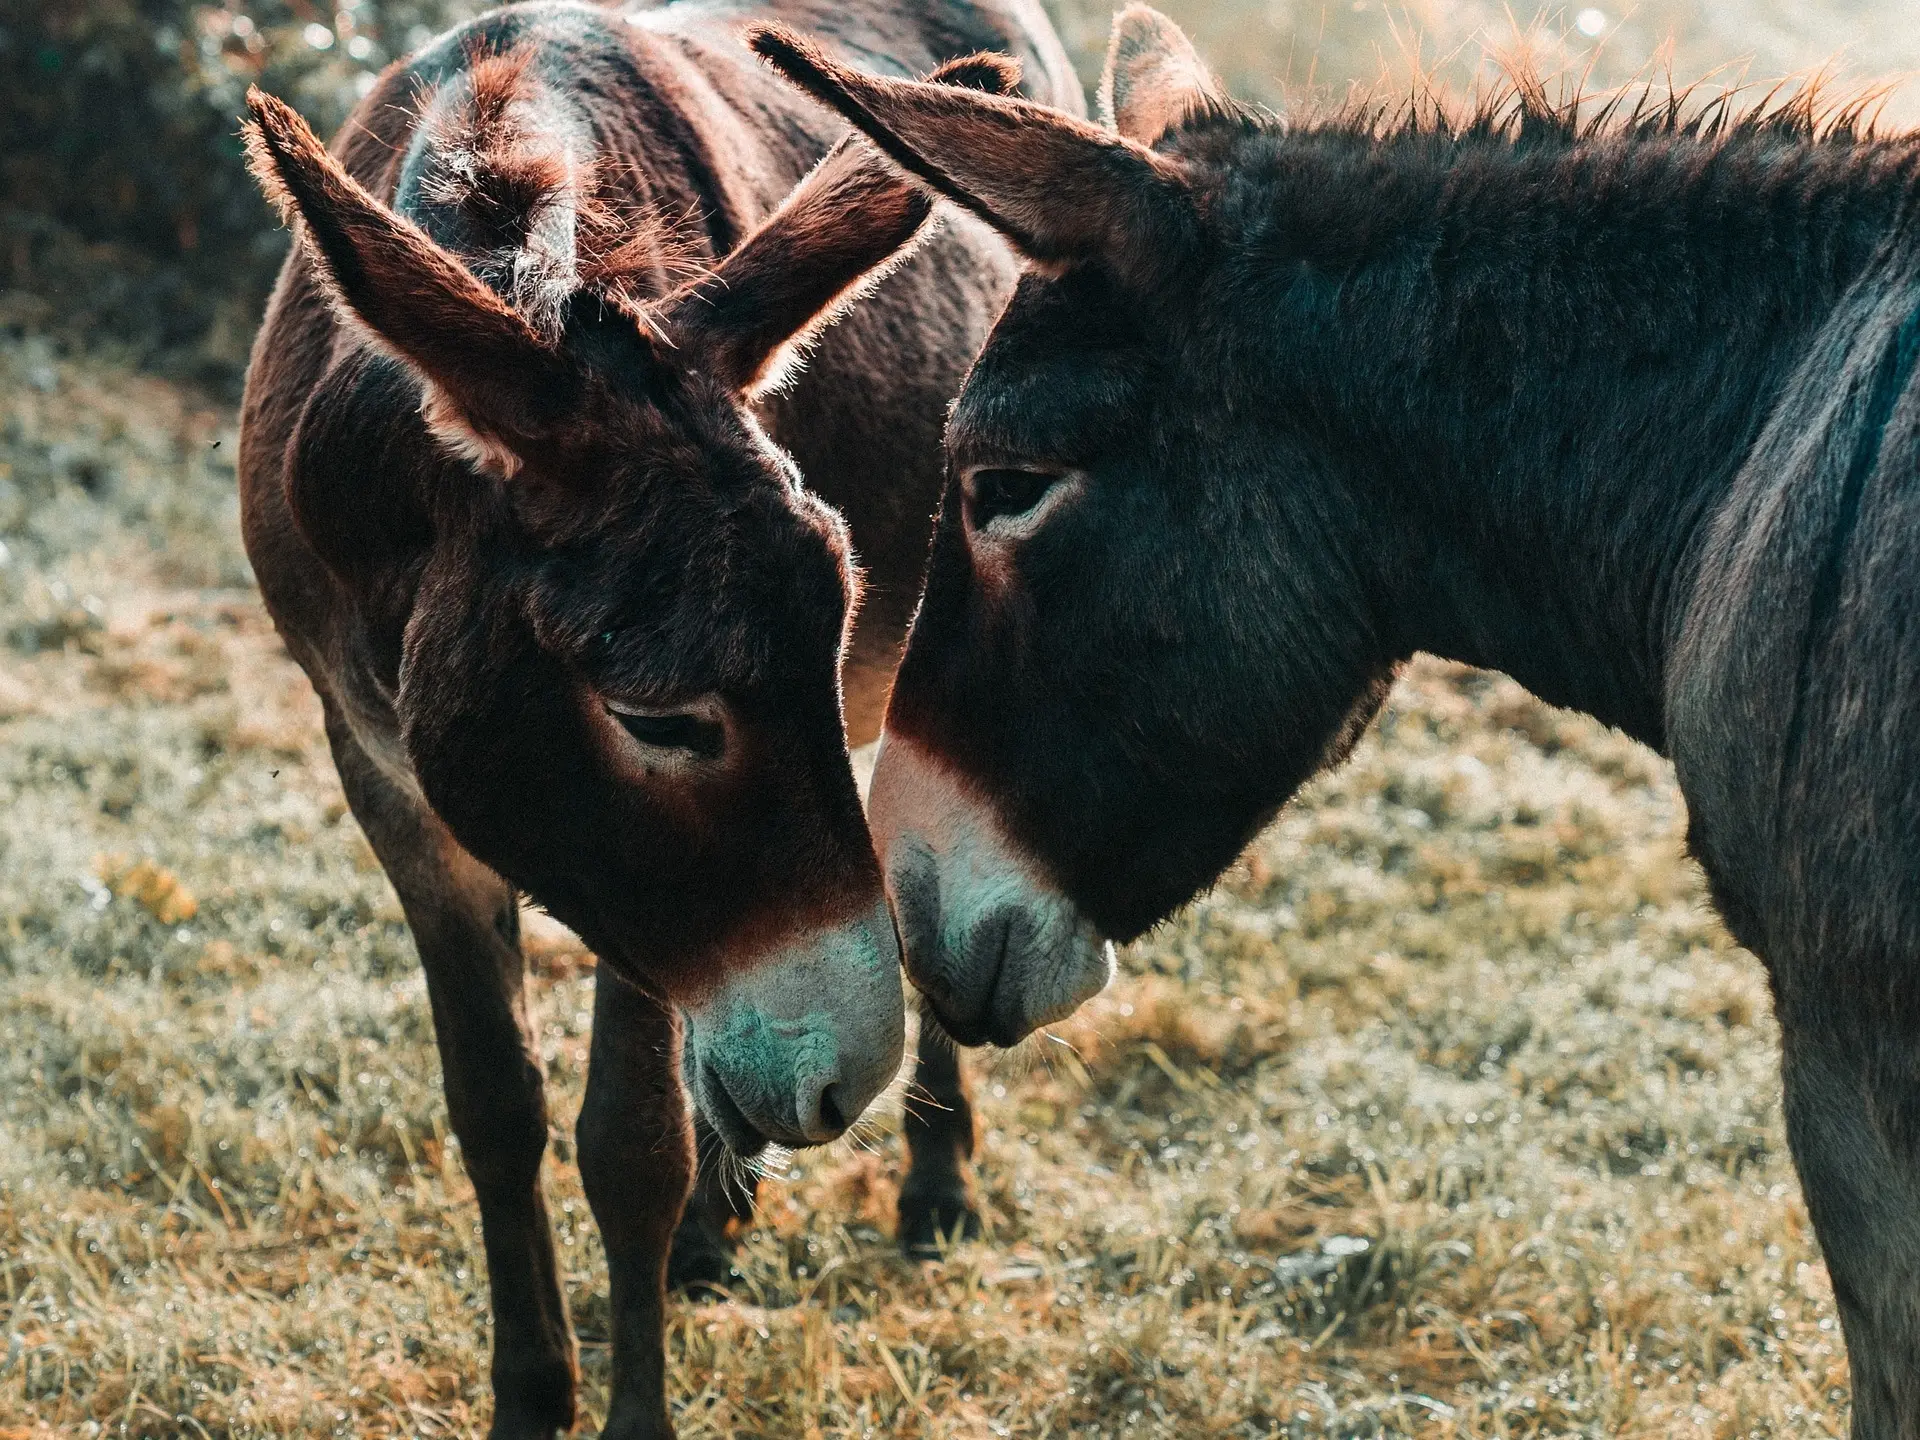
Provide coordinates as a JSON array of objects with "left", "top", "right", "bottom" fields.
[{"left": 1257, "top": 128, "right": 1920, "bottom": 749}]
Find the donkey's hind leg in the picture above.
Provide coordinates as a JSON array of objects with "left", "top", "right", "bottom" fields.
[
  {"left": 1777, "top": 997, "right": 1920, "bottom": 1439},
  {"left": 324, "top": 708, "right": 575, "bottom": 1440},
  {"left": 666, "top": 1098, "right": 760, "bottom": 1296},
  {"left": 898, "top": 1016, "right": 981, "bottom": 1257}
]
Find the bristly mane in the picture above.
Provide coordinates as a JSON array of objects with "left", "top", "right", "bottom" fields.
[
  {"left": 1174, "top": 62, "right": 1912, "bottom": 154},
  {"left": 410, "top": 43, "right": 705, "bottom": 339},
  {"left": 1159, "top": 62, "right": 1920, "bottom": 286}
]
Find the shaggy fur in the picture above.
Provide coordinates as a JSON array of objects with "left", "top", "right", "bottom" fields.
[
  {"left": 235, "top": 4, "right": 1081, "bottom": 1437},
  {"left": 760, "top": 11, "right": 1920, "bottom": 1434}
]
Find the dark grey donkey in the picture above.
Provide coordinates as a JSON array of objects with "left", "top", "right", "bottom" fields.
[{"left": 752, "top": 8, "right": 1920, "bottom": 1433}]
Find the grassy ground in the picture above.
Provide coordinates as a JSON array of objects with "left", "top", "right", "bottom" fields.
[
  {"left": 0, "top": 317, "right": 1846, "bottom": 1437},
  {"left": 6, "top": 4, "right": 1907, "bottom": 1431}
]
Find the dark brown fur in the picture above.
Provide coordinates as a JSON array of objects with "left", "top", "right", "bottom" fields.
[
  {"left": 758, "top": 13, "right": 1920, "bottom": 1433},
  {"left": 236, "top": 4, "right": 1080, "bottom": 1436}
]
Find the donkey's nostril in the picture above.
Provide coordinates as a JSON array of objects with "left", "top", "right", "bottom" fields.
[
  {"left": 795, "top": 1071, "right": 852, "bottom": 1143},
  {"left": 816, "top": 1083, "right": 848, "bottom": 1137}
]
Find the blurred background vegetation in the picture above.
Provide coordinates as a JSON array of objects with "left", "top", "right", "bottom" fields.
[
  {"left": 0, "top": 0, "right": 473, "bottom": 390},
  {"left": 1, "top": 0, "right": 1915, "bottom": 396}
]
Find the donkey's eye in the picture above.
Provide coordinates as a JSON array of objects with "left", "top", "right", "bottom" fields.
[
  {"left": 968, "top": 468, "right": 1060, "bottom": 529},
  {"left": 609, "top": 708, "right": 726, "bottom": 761}
]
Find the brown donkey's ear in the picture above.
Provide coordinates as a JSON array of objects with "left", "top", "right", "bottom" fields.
[
  {"left": 243, "top": 88, "right": 574, "bottom": 475},
  {"left": 1097, "top": 6, "right": 1222, "bottom": 147},
  {"left": 747, "top": 26, "right": 1197, "bottom": 283},
  {"left": 653, "top": 136, "right": 934, "bottom": 395},
  {"left": 657, "top": 52, "right": 1022, "bottom": 394}
]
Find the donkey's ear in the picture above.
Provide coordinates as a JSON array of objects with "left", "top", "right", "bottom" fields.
[
  {"left": 656, "top": 51, "right": 1022, "bottom": 394},
  {"left": 652, "top": 135, "right": 934, "bottom": 394},
  {"left": 243, "top": 88, "right": 574, "bottom": 475},
  {"left": 748, "top": 26, "right": 1196, "bottom": 282},
  {"left": 1097, "top": 6, "right": 1221, "bottom": 147}
]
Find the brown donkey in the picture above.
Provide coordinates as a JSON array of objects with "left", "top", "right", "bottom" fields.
[
  {"left": 236, "top": 2, "right": 1078, "bottom": 1435},
  {"left": 758, "top": 11, "right": 1920, "bottom": 1434}
]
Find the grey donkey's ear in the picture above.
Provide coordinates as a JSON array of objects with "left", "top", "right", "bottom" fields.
[
  {"left": 748, "top": 24, "right": 1197, "bottom": 282},
  {"left": 1097, "top": 5, "right": 1222, "bottom": 147},
  {"left": 653, "top": 45, "right": 1026, "bottom": 395}
]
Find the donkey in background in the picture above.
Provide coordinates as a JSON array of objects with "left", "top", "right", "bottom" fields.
[
  {"left": 757, "top": 11, "right": 1920, "bottom": 1433},
  {"left": 237, "top": 2, "right": 1078, "bottom": 1434}
]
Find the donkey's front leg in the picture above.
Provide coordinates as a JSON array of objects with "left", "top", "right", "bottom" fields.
[
  {"left": 898, "top": 1015, "right": 981, "bottom": 1257},
  {"left": 1776, "top": 992, "right": 1920, "bottom": 1440},
  {"left": 325, "top": 712, "right": 575, "bottom": 1439},
  {"left": 577, "top": 969, "right": 695, "bottom": 1440}
]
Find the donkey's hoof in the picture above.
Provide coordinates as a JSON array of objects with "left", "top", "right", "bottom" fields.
[
  {"left": 898, "top": 1187, "right": 982, "bottom": 1259},
  {"left": 486, "top": 1359, "right": 577, "bottom": 1440},
  {"left": 486, "top": 1408, "right": 569, "bottom": 1440},
  {"left": 598, "top": 1395, "right": 677, "bottom": 1440}
]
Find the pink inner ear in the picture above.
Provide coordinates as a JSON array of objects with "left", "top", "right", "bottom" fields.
[
  {"left": 422, "top": 380, "right": 525, "bottom": 478},
  {"left": 244, "top": 84, "right": 580, "bottom": 472},
  {"left": 1099, "top": 8, "right": 1218, "bottom": 147}
]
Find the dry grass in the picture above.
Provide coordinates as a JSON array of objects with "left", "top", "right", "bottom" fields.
[{"left": 0, "top": 316, "right": 1850, "bottom": 1438}]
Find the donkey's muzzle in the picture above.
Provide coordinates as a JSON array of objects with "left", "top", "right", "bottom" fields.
[
  {"left": 683, "top": 898, "right": 906, "bottom": 1152},
  {"left": 888, "top": 838, "right": 1112, "bottom": 1046},
  {"left": 871, "top": 735, "right": 1114, "bottom": 1047}
]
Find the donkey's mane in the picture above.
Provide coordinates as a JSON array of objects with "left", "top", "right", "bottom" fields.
[
  {"left": 417, "top": 49, "right": 571, "bottom": 251},
  {"left": 1178, "top": 63, "right": 1911, "bottom": 156},
  {"left": 411, "top": 44, "right": 706, "bottom": 336},
  {"left": 1163, "top": 60, "right": 1920, "bottom": 282}
]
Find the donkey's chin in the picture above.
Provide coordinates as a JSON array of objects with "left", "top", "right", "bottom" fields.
[
  {"left": 682, "top": 899, "right": 906, "bottom": 1153},
  {"left": 896, "top": 853, "right": 1115, "bottom": 1046},
  {"left": 686, "top": 1056, "right": 772, "bottom": 1158},
  {"left": 871, "top": 734, "right": 1115, "bottom": 1047}
]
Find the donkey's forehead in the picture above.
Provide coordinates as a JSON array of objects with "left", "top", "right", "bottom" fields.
[
  {"left": 951, "top": 270, "right": 1152, "bottom": 463},
  {"left": 526, "top": 379, "right": 815, "bottom": 537},
  {"left": 529, "top": 479, "right": 850, "bottom": 681}
]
